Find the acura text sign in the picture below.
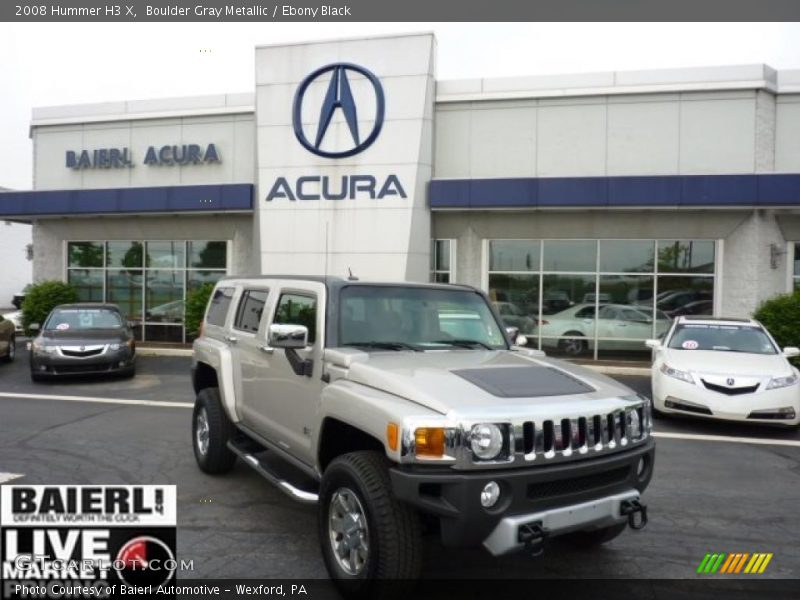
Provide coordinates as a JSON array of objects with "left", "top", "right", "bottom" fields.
[
  {"left": 65, "top": 143, "right": 221, "bottom": 169},
  {"left": 266, "top": 62, "right": 407, "bottom": 202}
]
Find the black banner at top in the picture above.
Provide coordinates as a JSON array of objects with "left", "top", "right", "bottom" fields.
[{"left": 2, "top": 0, "right": 800, "bottom": 22}]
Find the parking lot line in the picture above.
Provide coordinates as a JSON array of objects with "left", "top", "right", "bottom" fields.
[
  {"left": 0, "top": 391, "right": 798, "bottom": 449},
  {"left": 0, "top": 473, "right": 24, "bottom": 484},
  {"left": 652, "top": 431, "right": 800, "bottom": 448},
  {"left": 0, "top": 391, "right": 191, "bottom": 409}
]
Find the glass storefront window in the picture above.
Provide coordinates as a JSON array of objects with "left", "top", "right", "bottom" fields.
[
  {"left": 145, "top": 270, "right": 184, "bottom": 323},
  {"left": 599, "top": 240, "right": 655, "bottom": 273},
  {"left": 106, "top": 270, "right": 143, "bottom": 322},
  {"left": 66, "top": 240, "right": 227, "bottom": 343},
  {"left": 107, "top": 242, "right": 143, "bottom": 269},
  {"left": 489, "top": 240, "right": 540, "bottom": 272},
  {"left": 487, "top": 274, "right": 539, "bottom": 336},
  {"left": 146, "top": 241, "right": 185, "bottom": 269},
  {"left": 656, "top": 276, "right": 714, "bottom": 317},
  {"left": 67, "top": 269, "right": 103, "bottom": 302},
  {"left": 488, "top": 238, "right": 717, "bottom": 361},
  {"left": 188, "top": 241, "right": 227, "bottom": 269},
  {"left": 187, "top": 270, "right": 226, "bottom": 292},
  {"left": 657, "top": 240, "right": 715, "bottom": 273},
  {"left": 430, "top": 239, "right": 453, "bottom": 283},
  {"left": 542, "top": 240, "right": 596, "bottom": 272},
  {"left": 68, "top": 242, "right": 104, "bottom": 268}
]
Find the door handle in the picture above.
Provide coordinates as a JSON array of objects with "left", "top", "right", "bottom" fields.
[
  {"left": 225, "top": 335, "right": 238, "bottom": 344},
  {"left": 259, "top": 345, "right": 274, "bottom": 354}
]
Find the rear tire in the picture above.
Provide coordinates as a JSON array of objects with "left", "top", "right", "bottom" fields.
[
  {"left": 558, "top": 332, "right": 588, "bottom": 356},
  {"left": 560, "top": 522, "right": 627, "bottom": 548},
  {"left": 319, "top": 451, "right": 422, "bottom": 599},
  {"left": 1, "top": 336, "right": 15, "bottom": 363},
  {"left": 192, "top": 387, "right": 237, "bottom": 474}
]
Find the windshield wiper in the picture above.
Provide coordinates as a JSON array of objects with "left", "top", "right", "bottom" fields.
[
  {"left": 431, "top": 339, "right": 494, "bottom": 350},
  {"left": 345, "top": 341, "right": 424, "bottom": 352}
]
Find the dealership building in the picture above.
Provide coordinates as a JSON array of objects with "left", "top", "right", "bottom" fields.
[{"left": 2, "top": 32, "right": 800, "bottom": 359}]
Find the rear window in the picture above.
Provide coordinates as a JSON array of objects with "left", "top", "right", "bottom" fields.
[
  {"left": 234, "top": 289, "right": 269, "bottom": 333},
  {"left": 206, "top": 287, "right": 234, "bottom": 327}
]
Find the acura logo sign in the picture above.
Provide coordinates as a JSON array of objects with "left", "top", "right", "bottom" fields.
[
  {"left": 726, "top": 378, "right": 735, "bottom": 386},
  {"left": 292, "top": 63, "right": 385, "bottom": 159}
]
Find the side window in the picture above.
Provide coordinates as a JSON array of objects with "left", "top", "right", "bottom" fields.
[
  {"left": 274, "top": 293, "right": 317, "bottom": 344},
  {"left": 206, "top": 287, "right": 234, "bottom": 327},
  {"left": 575, "top": 306, "right": 596, "bottom": 319},
  {"left": 234, "top": 289, "right": 269, "bottom": 333},
  {"left": 598, "top": 306, "right": 617, "bottom": 320}
]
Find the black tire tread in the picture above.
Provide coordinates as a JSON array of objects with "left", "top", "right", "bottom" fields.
[
  {"left": 1, "top": 336, "right": 14, "bottom": 363},
  {"left": 320, "top": 450, "right": 422, "bottom": 595},
  {"left": 193, "top": 387, "right": 237, "bottom": 474}
]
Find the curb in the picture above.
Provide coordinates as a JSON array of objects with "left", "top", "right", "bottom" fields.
[
  {"left": 136, "top": 347, "right": 193, "bottom": 357},
  {"left": 584, "top": 365, "right": 651, "bottom": 377}
]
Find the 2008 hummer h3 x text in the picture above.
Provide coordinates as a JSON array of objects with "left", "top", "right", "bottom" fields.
[{"left": 191, "top": 277, "right": 653, "bottom": 596}]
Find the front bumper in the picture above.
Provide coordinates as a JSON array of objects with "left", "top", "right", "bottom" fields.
[
  {"left": 390, "top": 438, "right": 654, "bottom": 551},
  {"left": 653, "top": 376, "right": 800, "bottom": 426},
  {"left": 30, "top": 348, "right": 135, "bottom": 377}
]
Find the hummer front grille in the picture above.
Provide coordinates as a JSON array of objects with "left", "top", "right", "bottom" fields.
[{"left": 513, "top": 406, "right": 649, "bottom": 465}]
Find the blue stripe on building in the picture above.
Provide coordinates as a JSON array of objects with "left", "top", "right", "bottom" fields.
[
  {"left": 429, "top": 174, "right": 800, "bottom": 209},
  {"left": 0, "top": 183, "right": 254, "bottom": 218}
]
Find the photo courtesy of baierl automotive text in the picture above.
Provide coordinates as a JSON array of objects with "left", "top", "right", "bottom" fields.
[{"left": 1, "top": 10, "right": 800, "bottom": 600}]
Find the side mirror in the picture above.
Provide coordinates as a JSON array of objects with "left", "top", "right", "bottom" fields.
[
  {"left": 782, "top": 346, "right": 800, "bottom": 358},
  {"left": 515, "top": 334, "right": 528, "bottom": 347},
  {"left": 505, "top": 326, "right": 520, "bottom": 344},
  {"left": 644, "top": 339, "right": 661, "bottom": 349},
  {"left": 268, "top": 324, "right": 309, "bottom": 349},
  {"left": 29, "top": 323, "right": 40, "bottom": 332}
]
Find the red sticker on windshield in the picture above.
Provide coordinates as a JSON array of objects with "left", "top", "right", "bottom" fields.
[
  {"left": 682, "top": 340, "right": 698, "bottom": 350},
  {"left": 55, "top": 323, "right": 70, "bottom": 330}
]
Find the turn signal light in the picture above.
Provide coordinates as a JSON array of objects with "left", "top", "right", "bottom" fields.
[
  {"left": 386, "top": 423, "right": 399, "bottom": 451},
  {"left": 414, "top": 427, "right": 446, "bottom": 457}
]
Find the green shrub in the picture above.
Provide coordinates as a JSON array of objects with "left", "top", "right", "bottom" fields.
[
  {"left": 185, "top": 283, "right": 216, "bottom": 336},
  {"left": 753, "top": 291, "right": 800, "bottom": 358},
  {"left": 21, "top": 281, "right": 79, "bottom": 335}
]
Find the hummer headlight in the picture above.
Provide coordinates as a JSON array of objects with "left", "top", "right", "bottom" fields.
[{"left": 469, "top": 423, "right": 505, "bottom": 460}]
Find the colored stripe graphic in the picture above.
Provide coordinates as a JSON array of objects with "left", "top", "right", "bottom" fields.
[{"left": 700, "top": 553, "right": 773, "bottom": 574}]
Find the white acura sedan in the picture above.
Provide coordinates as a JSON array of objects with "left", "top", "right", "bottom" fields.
[{"left": 647, "top": 316, "right": 800, "bottom": 427}]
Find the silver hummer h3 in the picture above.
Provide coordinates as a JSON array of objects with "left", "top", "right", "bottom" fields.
[{"left": 191, "top": 276, "right": 653, "bottom": 595}]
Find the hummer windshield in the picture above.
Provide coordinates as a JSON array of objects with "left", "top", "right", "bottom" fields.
[{"left": 339, "top": 285, "right": 508, "bottom": 351}]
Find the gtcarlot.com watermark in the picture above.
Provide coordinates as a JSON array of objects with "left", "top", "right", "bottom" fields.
[{"left": 1, "top": 485, "right": 182, "bottom": 599}]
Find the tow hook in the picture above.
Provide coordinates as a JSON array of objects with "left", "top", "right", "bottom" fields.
[
  {"left": 620, "top": 499, "right": 648, "bottom": 530},
  {"left": 518, "top": 521, "right": 548, "bottom": 557}
]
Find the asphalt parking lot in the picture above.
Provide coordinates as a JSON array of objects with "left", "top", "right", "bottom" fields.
[{"left": 1, "top": 344, "right": 799, "bottom": 581}]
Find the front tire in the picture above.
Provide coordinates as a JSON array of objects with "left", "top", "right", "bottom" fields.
[
  {"left": 192, "top": 387, "right": 236, "bottom": 474},
  {"left": 319, "top": 451, "right": 422, "bottom": 599}
]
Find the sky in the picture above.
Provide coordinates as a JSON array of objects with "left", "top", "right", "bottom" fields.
[{"left": 1, "top": 22, "right": 799, "bottom": 190}]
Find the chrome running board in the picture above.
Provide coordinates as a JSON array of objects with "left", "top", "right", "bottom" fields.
[{"left": 227, "top": 440, "right": 318, "bottom": 505}]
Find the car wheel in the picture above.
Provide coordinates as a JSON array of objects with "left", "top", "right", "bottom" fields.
[
  {"left": 558, "top": 332, "right": 588, "bottom": 356},
  {"left": 1, "top": 336, "right": 14, "bottom": 363},
  {"left": 319, "top": 451, "right": 422, "bottom": 598},
  {"left": 192, "top": 387, "right": 237, "bottom": 475},
  {"left": 559, "top": 522, "right": 627, "bottom": 548}
]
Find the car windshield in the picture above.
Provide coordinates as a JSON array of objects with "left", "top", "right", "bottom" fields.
[
  {"left": 339, "top": 286, "right": 507, "bottom": 350},
  {"left": 667, "top": 323, "right": 777, "bottom": 354},
  {"left": 45, "top": 308, "right": 123, "bottom": 331}
]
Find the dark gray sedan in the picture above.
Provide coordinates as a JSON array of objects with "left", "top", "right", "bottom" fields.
[{"left": 29, "top": 303, "right": 136, "bottom": 382}]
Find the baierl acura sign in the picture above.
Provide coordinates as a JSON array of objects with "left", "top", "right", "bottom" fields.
[{"left": 266, "top": 63, "right": 407, "bottom": 201}]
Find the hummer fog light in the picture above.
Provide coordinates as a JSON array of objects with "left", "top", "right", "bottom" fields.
[
  {"left": 480, "top": 481, "right": 500, "bottom": 508},
  {"left": 469, "top": 424, "right": 504, "bottom": 460}
]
